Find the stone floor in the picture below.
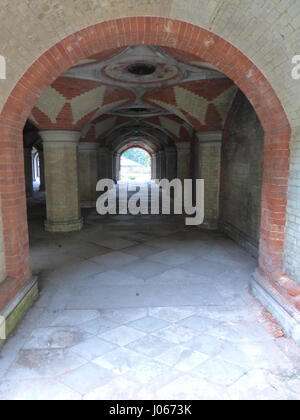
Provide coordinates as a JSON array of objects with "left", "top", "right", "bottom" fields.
[{"left": 0, "top": 194, "right": 300, "bottom": 399}]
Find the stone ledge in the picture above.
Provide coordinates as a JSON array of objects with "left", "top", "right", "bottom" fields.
[
  {"left": 251, "top": 271, "right": 300, "bottom": 345},
  {"left": 0, "top": 277, "right": 38, "bottom": 351}
]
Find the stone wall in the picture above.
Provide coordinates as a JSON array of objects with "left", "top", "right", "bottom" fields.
[
  {"left": 285, "top": 139, "right": 300, "bottom": 282},
  {"left": 195, "top": 132, "right": 222, "bottom": 230},
  {"left": 79, "top": 143, "right": 99, "bottom": 207},
  {"left": 220, "top": 93, "right": 264, "bottom": 256}
]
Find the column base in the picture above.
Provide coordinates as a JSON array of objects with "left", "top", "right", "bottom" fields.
[
  {"left": 80, "top": 201, "right": 96, "bottom": 209},
  {"left": 0, "top": 277, "right": 38, "bottom": 350},
  {"left": 44, "top": 218, "right": 83, "bottom": 233},
  {"left": 251, "top": 270, "right": 300, "bottom": 345}
]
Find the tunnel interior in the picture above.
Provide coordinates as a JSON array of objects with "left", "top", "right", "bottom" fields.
[{"left": 24, "top": 45, "right": 263, "bottom": 257}]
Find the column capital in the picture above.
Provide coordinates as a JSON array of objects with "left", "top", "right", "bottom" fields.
[
  {"left": 78, "top": 142, "right": 99, "bottom": 151},
  {"left": 196, "top": 131, "right": 222, "bottom": 144},
  {"left": 175, "top": 142, "right": 191, "bottom": 150},
  {"left": 39, "top": 130, "right": 81, "bottom": 146}
]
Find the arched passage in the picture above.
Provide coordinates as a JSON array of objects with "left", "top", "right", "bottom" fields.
[
  {"left": 0, "top": 17, "right": 291, "bottom": 314},
  {"left": 119, "top": 147, "right": 152, "bottom": 182}
]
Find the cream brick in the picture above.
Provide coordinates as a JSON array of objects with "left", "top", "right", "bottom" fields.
[
  {"left": 40, "top": 130, "right": 83, "bottom": 232},
  {"left": 0, "top": 195, "right": 6, "bottom": 283}
]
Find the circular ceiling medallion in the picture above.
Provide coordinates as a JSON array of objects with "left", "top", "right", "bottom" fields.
[
  {"left": 102, "top": 61, "right": 180, "bottom": 84},
  {"left": 127, "top": 63, "right": 156, "bottom": 76}
]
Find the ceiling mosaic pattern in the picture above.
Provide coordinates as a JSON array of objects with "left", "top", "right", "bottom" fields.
[
  {"left": 28, "top": 45, "right": 239, "bottom": 149},
  {"left": 29, "top": 77, "right": 135, "bottom": 130},
  {"left": 144, "top": 80, "right": 237, "bottom": 131}
]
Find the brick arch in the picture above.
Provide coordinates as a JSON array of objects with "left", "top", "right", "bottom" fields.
[
  {"left": 119, "top": 144, "right": 154, "bottom": 156},
  {"left": 0, "top": 17, "right": 291, "bottom": 309},
  {"left": 113, "top": 133, "right": 164, "bottom": 155}
]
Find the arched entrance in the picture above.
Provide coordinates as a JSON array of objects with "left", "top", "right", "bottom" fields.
[
  {"left": 0, "top": 17, "right": 291, "bottom": 318},
  {"left": 119, "top": 147, "right": 152, "bottom": 182}
]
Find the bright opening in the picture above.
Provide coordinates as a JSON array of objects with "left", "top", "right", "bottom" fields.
[
  {"left": 32, "top": 147, "right": 40, "bottom": 192},
  {"left": 120, "top": 147, "right": 151, "bottom": 182}
]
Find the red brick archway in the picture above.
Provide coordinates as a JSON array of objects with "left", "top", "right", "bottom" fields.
[{"left": 0, "top": 17, "right": 291, "bottom": 310}]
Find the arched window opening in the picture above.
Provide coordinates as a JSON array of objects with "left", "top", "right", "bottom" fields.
[{"left": 32, "top": 148, "right": 40, "bottom": 192}]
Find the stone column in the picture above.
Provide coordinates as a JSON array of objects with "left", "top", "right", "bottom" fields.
[
  {"left": 156, "top": 152, "right": 161, "bottom": 179},
  {"left": 114, "top": 152, "right": 121, "bottom": 181},
  {"left": 107, "top": 150, "right": 113, "bottom": 180},
  {"left": 98, "top": 147, "right": 113, "bottom": 180},
  {"left": 155, "top": 153, "right": 161, "bottom": 179},
  {"left": 40, "top": 130, "right": 83, "bottom": 232},
  {"left": 38, "top": 149, "right": 45, "bottom": 192},
  {"left": 151, "top": 154, "right": 157, "bottom": 180},
  {"left": 152, "top": 153, "right": 158, "bottom": 179},
  {"left": 78, "top": 142, "right": 99, "bottom": 208},
  {"left": 24, "top": 147, "right": 33, "bottom": 197},
  {"left": 165, "top": 147, "right": 177, "bottom": 181},
  {"left": 158, "top": 150, "right": 166, "bottom": 179},
  {"left": 195, "top": 131, "right": 222, "bottom": 229},
  {"left": 176, "top": 142, "right": 191, "bottom": 181},
  {"left": 98, "top": 147, "right": 109, "bottom": 180},
  {"left": 112, "top": 152, "right": 121, "bottom": 181},
  {"left": 110, "top": 151, "right": 114, "bottom": 179}
]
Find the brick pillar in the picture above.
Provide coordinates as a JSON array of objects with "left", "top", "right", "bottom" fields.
[
  {"left": 40, "top": 130, "right": 83, "bottom": 232},
  {"left": 195, "top": 131, "right": 222, "bottom": 229},
  {"left": 24, "top": 147, "right": 33, "bottom": 197},
  {"left": 78, "top": 142, "right": 99, "bottom": 208},
  {"left": 165, "top": 147, "right": 177, "bottom": 181},
  {"left": 176, "top": 142, "right": 191, "bottom": 181},
  {"left": 38, "top": 149, "right": 45, "bottom": 192}
]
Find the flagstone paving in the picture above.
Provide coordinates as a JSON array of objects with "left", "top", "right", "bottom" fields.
[{"left": 0, "top": 204, "right": 300, "bottom": 400}]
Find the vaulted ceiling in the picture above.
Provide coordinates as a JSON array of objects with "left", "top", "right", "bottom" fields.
[{"left": 27, "top": 45, "right": 238, "bottom": 152}]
